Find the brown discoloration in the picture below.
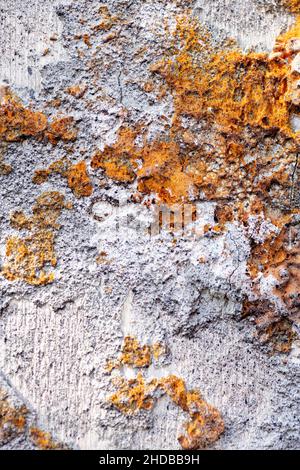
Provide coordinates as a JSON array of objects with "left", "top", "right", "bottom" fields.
[
  {"left": 243, "top": 300, "right": 297, "bottom": 353},
  {"left": 45, "top": 117, "right": 77, "bottom": 145},
  {"left": 2, "top": 191, "right": 70, "bottom": 285},
  {"left": 29, "top": 427, "right": 66, "bottom": 450},
  {"left": 0, "top": 88, "right": 77, "bottom": 146}
]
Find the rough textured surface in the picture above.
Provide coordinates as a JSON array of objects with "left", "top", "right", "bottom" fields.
[{"left": 0, "top": 0, "right": 299, "bottom": 450}]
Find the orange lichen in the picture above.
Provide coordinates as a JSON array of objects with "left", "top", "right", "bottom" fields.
[
  {"left": 160, "top": 376, "right": 225, "bottom": 450},
  {"left": 67, "top": 161, "right": 93, "bottom": 197},
  {"left": 91, "top": 16, "right": 300, "bottom": 205},
  {"left": 120, "top": 336, "right": 152, "bottom": 368},
  {"left": 45, "top": 117, "right": 77, "bottom": 145},
  {"left": 106, "top": 336, "right": 166, "bottom": 370},
  {"left": 0, "top": 388, "right": 66, "bottom": 448},
  {"left": 0, "top": 391, "right": 27, "bottom": 445},
  {"left": 91, "top": 14, "right": 299, "bottom": 349},
  {"left": 92, "top": 5, "right": 121, "bottom": 33},
  {"left": 33, "top": 158, "right": 93, "bottom": 198},
  {"left": 0, "top": 88, "right": 77, "bottom": 145},
  {"left": 110, "top": 372, "right": 157, "bottom": 413},
  {"left": 91, "top": 127, "right": 139, "bottom": 183},
  {"left": 110, "top": 373, "right": 224, "bottom": 449},
  {"left": 0, "top": 89, "right": 47, "bottom": 142},
  {"left": 29, "top": 427, "right": 65, "bottom": 450},
  {"left": 0, "top": 154, "right": 12, "bottom": 175},
  {"left": 108, "top": 338, "right": 224, "bottom": 449},
  {"left": 2, "top": 191, "right": 70, "bottom": 285},
  {"left": 282, "top": 0, "right": 300, "bottom": 13},
  {"left": 66, "top": 84, "right": 87, "bottom": 98}
]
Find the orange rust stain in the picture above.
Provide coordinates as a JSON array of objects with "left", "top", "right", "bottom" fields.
[
  {"left": 67, "top": 161, "right": 93, "bottom": 197},
  {"left": 0, "top": 88, "right": 77, "bottom": 145},
  {"left": 91, "top": 16, "right": 300, "bottom": 206},
  {"left": 108, "top": 338, "right": 224, "bottom": 450},
  {"left": 45, "top": 117, "right": 77, "bottom": 145},
  {"left": 66, "top": 84, "right": 87, "bottom": 99},
  {"left": 282, "top": 0, "right": 300, "bottom": 13},
  {"left": 110, "top": 374, "right": 224, "bottom": 449},
  {"left": 91, "top": 14, "right": 300, "bottom": 347},
  {"left": 0, "top": 390, "right": 28, "bottom": 445},
  {"left": 2, "top": 191, "right": 71, "bottom": 285},
  {"left": 91, "top": 127, "right": 139, "bottom": 183},
  {"left": 0, "top": 89, "right": 47, "bottom": 142},
  {"left": 33, "top": 158, "right": 93, "bottom": 198},
  {"left": 29, "top": 427, "right": 65, "bottom": 450},
  {"left": 0, "top": 388, "right": 67, "bottom": 448},
  {"left": 106, "top": 335, "right": 165, "bottom": 371}
]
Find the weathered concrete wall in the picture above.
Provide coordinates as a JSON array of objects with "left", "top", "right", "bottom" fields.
[{"left": 0, "top": 0, "right": 299, "bottom": 450}]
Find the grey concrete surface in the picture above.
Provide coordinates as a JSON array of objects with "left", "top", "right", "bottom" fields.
[{"left": 0, "top": 0, "right": 299, "bottom": 450}]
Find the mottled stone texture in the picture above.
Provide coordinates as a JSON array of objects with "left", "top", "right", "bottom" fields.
[{"left": 0, "top": 0, "right": 299, "bottom": 450}]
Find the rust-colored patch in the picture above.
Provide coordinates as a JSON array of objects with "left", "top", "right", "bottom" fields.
[
  {"left": 243, "top": 299, "right": 297, "bottom": 353},
  {"left": 33, "top": 158, "right": 93, "bottom": 198},
  {"left": 0, "top": 387, "right": 67, "bottom": 448},
  {"left": 29, "top": 427, "right": 66, "bottom": 450},
  {"left": 66, "top": 84, "right": 87, "bottom": 99},
  {"left": 0, "top": 89, "right": 47, "bottom": 142},
  {"left": 45, "top": 117, "right": 77, "bottom": 145},
  {"left": 90, "top": 14, "right": 300, "bottom": 350},
  {"left": 0, "top": 390, "right": 27, "bottom": 445},
  {"left": 106, "top": 335, "right": 166, "bottom": 371},
  {"left": 282, "top": 0, "right": 300, "bottom": 13},
  {"left": 0, "top": 88, "right": 77, "bottom": 145},
  {"left": 108, "top": 338, "right": 224, "bottom": 450},
  {"left": 0, "top": 153, "right": 12, "bottom": 175},
  {"left": 2, "top": 191, "right": 71, "bottom": 285}
]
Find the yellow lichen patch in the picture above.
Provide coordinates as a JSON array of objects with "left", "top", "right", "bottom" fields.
[
  {"left": 67, "top": 161, "right": 93, "bottom": 198},
  {"left": 0, "top": 390, "right": 28, "bottom": 445},
  {"left": 0, "top": 155, "right": 12, "bottom": 175},
  {"left": 109, "top": 372, "right": 224, "bottom": 450},
  {"left": 120, "top": 336, "right": 152, "bottom": 368},
  {"left": 0, "top": 388, "right": 67, "bottom": 448},
  {"left": 108, "top": 338, "right": 224, "bottom": 449},
  {"left": 2, "top": 191, "right": 70, "bottom": 285},
  {"left": 110, "top": 372, "right": 158, "bottom": 414},
  {"left": 282, "top": 0, "right": 300, "bottom": 13},
  {"left": 33, "top": 158, "right": 93, "bottom": 198},
  {"left": 29, "top": 427, "right": 66, "bottom": 450}
]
